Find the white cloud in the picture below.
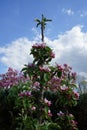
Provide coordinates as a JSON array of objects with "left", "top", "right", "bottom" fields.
[
  {"left": 0, "top": 25, "right": 87, "bottom": 77},
  {"left": 62, "top": 8, "right": 74, "bottom": 16},
  {"left": 0, "top": 37, "right": 34, "bottom": 70},
  {"left": 53, "top": 25, "right": 87, "bottom": 72},
  {"left": 79, "top": 72, "right": 87, "bottom": 79}
]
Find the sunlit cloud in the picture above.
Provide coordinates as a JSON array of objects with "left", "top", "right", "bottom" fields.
[{"left": 0, "top": 37, "right": 34, "bottom": 70}]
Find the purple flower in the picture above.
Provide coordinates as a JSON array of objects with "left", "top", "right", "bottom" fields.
[
  {"left": 57, "top": 111, "right": 64, "bottom": 117},
  {"left": 64, "top": 64, "right": 68, "bottom": 68},
  {"left": 19, "top": 91, "right": 32, "bottom": 97},
  {"left": 56, "top": 64, "right": 63, "bottom": 71},
  {"left": 73, "top": 91, "right": 79, "bottom": 99},
  {"left": 39, "top": 66, "right": 50, "bottom": 72},
  {"left": 44, "top": 98, "right": 51, "bottom": 106},
  {"left": 32, "top": 43, "right": 46, "bottom": 49},
  {"left": 60, "top": 86, "right": 69, "bottom": 91},
  {"left": 19, "top": 92, "right": 25, "bottom": 97},
  {"left": 50, "top": 52, "right": 55, "bottom": 58},
  {"left": 0, "top": 67, "right": 29, "bottom": 88},
  {"left": 28, "top": 63, "right": 35, "bottom": 68},
  {"left": 33, "top": 81, "right": 40, "bottom": 87},
  {"left": 72, "top": 72, "right": 77, "bottom": 80}
]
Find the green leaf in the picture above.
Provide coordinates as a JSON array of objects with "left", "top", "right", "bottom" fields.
[
  {"left": 44, "top": 73, "right": 50, "bottom": 82},
  {"left": 57, "top": 71, "right": 62, "bottom": 78}
]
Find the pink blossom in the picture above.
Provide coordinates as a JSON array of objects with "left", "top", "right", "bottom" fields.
[
  {"left": 69, "top": 114, "right": 74, "bottom": 117},
  {"left": 71, "top": 120, "right": 78, "bottom": 125},
  {"left": 19, "top": 92, "right": 25, "bottom": 97},
  {"left": 64, "top": 64, "right": 68, "bottom": 68},
  {"left": 0, "top": 67, "right": 29, "bottom": 88},
  {"left": 19, "top": 91, "right": 32, "bottom": 97},
  {"left": 56, "top": 64, "right": 63, "bottom": 72},
  {"left": 32, "top": 43, "right": 46, "bottom": 49},
  {"left": 31, "top": 106, "right": 36, "bottom": 111},
  {"left": 39, "top": 66, "right": 50, "bottom": 72},
  {"left": 50, "top": 52, "right": 55, "bottom": 58},
  {"left": 44, "top": 98, "right": 51, "bottom": 106},
  {"left": 48, "top": 110, "right": 52, "bottom": 117},
  {"left": 57, "top": 111, "right": 64, "bottom": 116},
  {"left": 28, "top": 63, "right": 35, "bottom": 68},
  {"left": 39, "top": 66, "right": 44, "bottom": 71},
  {"left": 60, "top": 86, "right": 69, "bottom": 91},
  {"left": 33, "top": 81, "right": 40, "bottom": 87},
  {"left": 72, "top": 72, "right": 77, "bottom": 80},
  {"left": 73, "top": 91, "right": 79, "bottom": 99}
]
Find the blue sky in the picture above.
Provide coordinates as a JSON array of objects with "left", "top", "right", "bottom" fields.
[{"left": 0, "top": 0, "right": 87, "bottom": 77}]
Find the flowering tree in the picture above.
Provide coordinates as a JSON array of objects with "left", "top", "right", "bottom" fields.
[
  {"left": 19, "top": 42, "right": 79, "bottom": 130},
  {"left": 14, "top": 15, "right": 79, "bottom": 130},
  {"left": 0, "top": 15, "right": 79, "bottom": 130}
]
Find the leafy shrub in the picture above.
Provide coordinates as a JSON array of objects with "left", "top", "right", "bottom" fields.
[
  {"left": 0, "top": 68, "right": 30, "bottom": 130},
  {"left": 0, "top": 87, "right": 18, "bottom": 130}
]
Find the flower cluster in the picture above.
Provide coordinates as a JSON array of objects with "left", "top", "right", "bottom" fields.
[
  {"left": 39, "top": 66, "right": 51, "bottom": 73},
  {"left": 56, "top": 63, "right": 77, "bottom": 82},
  {"left": 46, "top": 64, "right": 77, "bottom": 93},
  {"left": 32, "top": 43, "right": 46, "bottom": 49},
  {"left": 57, "top": 111, "right": 78, "bottom": 130},
  {"left": 0, "top": 67, "right": 29, "bottom": 88},
  {"left": 30, "top": 43, "right": 55, "bottom": 65},
  {"left": 59, "top": 86, "right": 79, "bottom": 101},
  {"left": 57, "top": 85, "right": 79, "bottom": 107},
  {"left": 15, "top": 57, "right": 79, "bottom": 129},
  {"left": 19, "top": 91, "right": 32, "bottom": 97},
  {"left": 44, "top": 98, "right": 51, "bottom": 106}
]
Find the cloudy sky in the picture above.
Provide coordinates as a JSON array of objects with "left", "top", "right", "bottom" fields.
[{"left": 0, "top": 0, "right": 87, "bottom": 77}]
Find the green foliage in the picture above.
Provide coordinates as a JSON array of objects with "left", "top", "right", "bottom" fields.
[
  {"left": 30, "top": 43, "right": 55, "bottom": 65},
  {"left": 48, "top": 123, "right": 61, "bottom": 130},
  {"left": 0, "top": 87, "right": 19, "bottom": 130}
]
